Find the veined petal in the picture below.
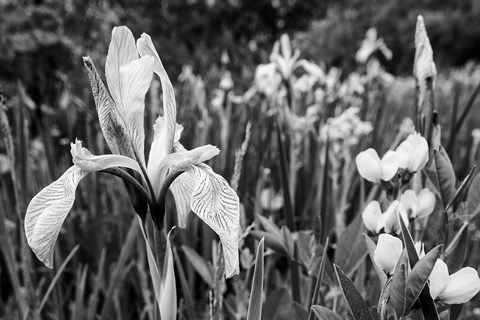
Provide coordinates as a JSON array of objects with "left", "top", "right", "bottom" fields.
[
  {"left": 170, "top": 171, "right": 196, "bottom": 228},
  {"left": 429, "top": 259, "right": 449, "bottom": 300},
  {"left": 105, "top": 26, "right": 139, "bottom": 110},
  {"left": 189, "top": 164, "right": 240, "bottom": 278},
  {"left": 355, "top": 148, "right": 382, "bottom": 183},
  {"left": 118, "top": 56, "right": 154, "bottom": 167},
  {"left": 441, "top": 267, "right": 480, "bottom": 304},
  {"left": 83, "top": 57, "right": 135, "bottom": 158},
  {"left": 380, "top": 150, "right": 399, "bottom": 181},
  {"left": 25, "top": 166, "right": 88, "bottom": 268},
  {"left": 137, "top": 34, "right": 177, "bottom": 158},
  {"left": 70, "top": 139, "right": 142, "bottom": 173}
]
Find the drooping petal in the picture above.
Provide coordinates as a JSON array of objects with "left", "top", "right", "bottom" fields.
[
  {"left": 105, "top": 26, "right": 139, "bottom": 110},
  {"left": 137, "top": 34, "right": 177, "bottom": 158},
  {"left": 380, "top": 150, "right": 399, "bottom": 181},
  {"left": 189, "top": 164, "right": 240, "bottom": 277},
  {"left": 117, "top": 55, "right": 154, "bottom": 167},
  {"left": 362, "top": 201, "right": 382, "bottom": 232},
  {"left": 441, "top": 267, "right": 480, "bottom": 304},
  {"left": 374, "top": 234, "right": 403, "bottom": 275},
  {"left": 83, "top": 57, "right": 135, "bottom": 158},
  {"left": 170, "top": 171, "right": 196, "bottom": 228},
  {"left": 417, "top": 188, "right": 435, "bottom": 219},
  {"left": 25, "top": 166, "right": 89, "bottom": 268},
  {"left": 70, "top": 139, "right": 142, "bottom": 173},
  {"left": 429, "top": 259, "right": 449, "bottom": 300},
  {"left": 355, "top": 148, "right": 382, "bottom": 183}
]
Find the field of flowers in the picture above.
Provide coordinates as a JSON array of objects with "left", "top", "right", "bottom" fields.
[{"left": 2, "top": 8, "right": 480, "bottom": 320}]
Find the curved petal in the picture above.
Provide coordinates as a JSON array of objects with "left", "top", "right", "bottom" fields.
[
  {"left": 362, "top": 201, "right": 382, "bottom": 232},
  {"left": 189, "top": 164, "right": 240, "bottom": 278},
  {"left": 399, "top": 189, "right": 417, "bottom": 218},
  {"left": 429, "top": 259, "right": 449, "bottom": 300},
  {"left": 409, "top": 133, "right": 429, "bottom": 171},
  {"left": 118, "top": 56, "right": 154, "bottom": 167},
  {"left": 441, "top": 267, "right": 480, "bottom": 304},
  {"left": 170, "top": 171, "right": 196, "bottom": 228},
  {"left": 105, "top": 26, "right": 139, "bottom": 110},
  {"left": 383, "top": 200, "right": 402, "bottom": 234},
  {"left": 417, "top": 188, "right": 436, "bottom": 219},
  {"left": 70, "top": 139, "right": 142, "bottom": 173},
  {"left": 374, "top": 234, "right": 403, "bottom": 275},
  {"left": 380, "top": 150, "right": 399, "bottom": 181},
  {"left": 83, "top": 57, "right": 135, "bottom": 158},
  {"left": 137, "top": 34, "right": 177, "bottom": 158},
  {"left": 395, "top": 140, "right": 413, "bottom": 169},
  {"left": 25, "top": 166, "right": 88, "bottom": 268},
  {"left": 355, "top": 148, "right": 382, "bottom": 183}
]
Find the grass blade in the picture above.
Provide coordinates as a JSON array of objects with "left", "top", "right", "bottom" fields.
[
  {"left": 308, "top": 237, "right": 329, "bottom": 320},
  {"left": 247, "top": 238, "right": 265, "bottom": 320}
]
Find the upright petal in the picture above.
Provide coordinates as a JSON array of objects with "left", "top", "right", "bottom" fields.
[
  {"left": 395, "top": 140, "right": 414, "bottom": 169},
  {"left": 399, "top": 189, "right": 417, "bottom": 219},
  {"left": 441, "top": 267, "right": 480, "bottom": 304},
  {"left": 374, "top": 234, "right": 403, "bottom": 275},
  {"left": 429, "top": 259, "right": 449, "bottom": 300},
  {"left": 189, "top": 164, "right": 240, "bottom": 277},
  {"left": 380, "top": 150, "right": 399, "bottom": 181},
  {"left": 118, "top": 56, "right": 154, "bottom": 166},
  {"left": 409, "top": 133, "right": 429, "bottom": 171},
  {"left": 417, "top": 188, "right": 435, "bottom": 219},
  {"left": 25, "top": 166, "right": 88, "bottom": 268},
  {"left": 105, "top": 26, "right": 139, "bottom": 109},
  {"left": 355, "top": 148, "right": 382, "bottom": 183},
  {"left": 137, "top": 34, "right": 177, "bottom": 158},
  {"left": 83, "top": 57, "right": 134, "bottom": 158}
]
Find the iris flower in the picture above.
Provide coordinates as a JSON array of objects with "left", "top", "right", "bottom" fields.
[{"left": 25, "top": 27, "right": 240, "bottom": 277}]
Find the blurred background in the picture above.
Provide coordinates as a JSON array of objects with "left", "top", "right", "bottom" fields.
[{"left": 2, "top": 0, "right": 480, "bottom": 319}]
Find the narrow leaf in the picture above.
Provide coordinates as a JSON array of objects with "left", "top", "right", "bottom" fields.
[
  {"left": 181, "top": 245, "right": 214, "bottom": 287},
  {"left": 334, "top": 264, "right": 372, "bottom": 320},
  {"left": 447, "top": 166, "right": 476, "bottom": 212},
  {"left": 434, "top": 147, "right": 456, "bottom": 208},
  {"left": 247, "top": 238, "right": 265, "bottom": 320},
  {"left": 336, "top": 214, "right": 368, "bottom": 276},
  {"left": 389, "top": 263, "right": 406, "bottom": 317},
  {"left": 250, "top": 230, "right": 290, "bottom": 257},
  {"left": 467, "top": 173, "right": 480, "bottom": 217},
  {"left": 160, "top": 230, "right": 177, "bottom": 320},
  {"left": 311, "top": 306, "right": 343, "bottom": 320}
]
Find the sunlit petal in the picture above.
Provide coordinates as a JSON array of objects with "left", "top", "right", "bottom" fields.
[
  {"left": 383, "top": 200, "right": 402, "bottom": 234},
  {"left": 70, "top": 139, "right": 142, "bottom": 173},
  {"left": 170, "top": 171, "right": 196, "bottom": 228},
  {"left": 441, "top": 267, "right": 480, "bottom": 304},
  {"left": 189, "top": 164, "right": 240, "bottom": 277},
  {"left": 118, "top": 56, "right": 154, "bottom": 167},
  {"left": 25, "top": 166, "right": 88, "bottom": 268},
  {"left": 417, "top": 188, "right": 435, "bottom": 219},
  {"left": 399, "top": 189, "right": 417, "bottom": 218},
  {"left": 380, "top": 150, "right": 399, "bottom": 181},
  {"left": 374, "top": 234, "right": 403, "bottom": 275},
  {"left": 395, "top": 140, "right": 413, "bottom": 169},
  {"left": 137, "top": 34, "right": 177, "bottom": 157},
  {"left": 105, "top": 26, "right": 139, "bottom": 110},
  {"left": 362, "top": 201, "right": 382, "bottom": 232},
  {"left": 355, "top": 148, "right": 382, "bottom": 183},
  {"left": 429, "top": 259, "right": 449, "bottom": 300},
  {"left": 409, "top": 133, "right": 429, "bottom": 171}
]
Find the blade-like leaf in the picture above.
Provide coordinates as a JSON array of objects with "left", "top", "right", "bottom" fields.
[
  {"left": 308, "top": 238, "right": 329, "bottom": 320},
  {"left": 447, "top": 166, "right": 476, "bottom": 212},
  {"left": 249, "top": 230, "right": 290, "bottom": 257},
  {"left": 181, "top": 245, "right": 214, "bottom": 287},
  {"left": 25, "top": 166, "right": 88, "bottom": 268},
  {"left": 334, "top": 264, "right": 372, "bottom": 320},
  {"left": 160, "top": 230, "right": 177, "bottom": 320},
  {"left": 467, "top": 173, "right": 480, "bottom": 217},
  {"left": 247, "top": 238, "right": 265, "bottom": 320},
  {"left": 434, "top": 147, "right": 456, "bottom": 208},
  {"left": 399, "top": 216, "right": 440, "bottom": 319},
  {"left": 311, "top": 306, "right": 343, "bottom": 320},
  {"left": 389, "top": 263, "right": 406, "bottom": 318},
  {"left": 336, "top": 214, "right": 368, "bottom": 276},
  {"left": 189, "top": 164, "right": 240, "bottom": 277}
]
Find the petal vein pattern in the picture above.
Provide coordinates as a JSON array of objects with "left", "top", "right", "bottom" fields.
[
  {"left": 25, "top": 166, "right": 88, "bottom": 268},
  {"left": 190, "top": 164, "right": 240, "bottom": 277}
]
